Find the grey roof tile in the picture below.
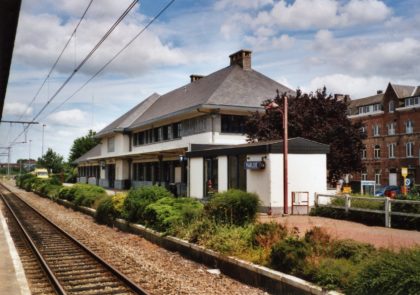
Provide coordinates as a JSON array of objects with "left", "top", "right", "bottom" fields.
[
  {"left": 96, "top": 93, "right": 160, "bottom": 137},
  {"left": 129, "top": 65, "right": 294, "bottom": 128},
  {"left": 74, "top": 144, "right": 101, "bottom": 164}
]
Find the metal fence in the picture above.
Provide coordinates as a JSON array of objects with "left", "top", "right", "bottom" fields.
[{"left": 315, "top": 194, "right": 420, "bottom": 228}]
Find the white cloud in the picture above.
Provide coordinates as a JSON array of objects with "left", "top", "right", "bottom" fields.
[
  {"left": 307, "top": 74, "right": 420, "bottom": 99},
  {"left": 3, "top": 102, "right": 33, "bottom": 116},
  {"left": 14, "top": 2, "right": 187, "bottom": 77},
  {"left": 215, "top": 0, "right": 273, "bottom": 10},
  {"left": 47, "top": 109, "right": 88, "bottom": 127},
  {"left": 311, "top": 30, "right": 420, "bottom": 78}
]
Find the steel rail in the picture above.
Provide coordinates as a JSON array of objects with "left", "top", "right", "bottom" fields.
[{"left": 0, "top": 182, "right": 149, "bottom": 295}]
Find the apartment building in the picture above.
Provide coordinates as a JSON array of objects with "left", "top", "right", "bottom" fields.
[{"left": 348, "top": 83, "right": 420, "bottom": 186}]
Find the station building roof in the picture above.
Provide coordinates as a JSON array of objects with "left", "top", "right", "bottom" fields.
[
  {"left": 187, "top": 137, "right": 330, "bottom": 158},
  {"left": 96, "top": 50, "right": 294, "bottom": 137}
]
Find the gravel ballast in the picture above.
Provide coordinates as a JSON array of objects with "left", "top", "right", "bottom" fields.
[{"left": 4, "top": 183, "right": 267, "bottom": 295}]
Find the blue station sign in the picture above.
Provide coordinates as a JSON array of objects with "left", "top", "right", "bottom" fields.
[{"left": 244, "top": 161, "right": 265, "bottom": 170}]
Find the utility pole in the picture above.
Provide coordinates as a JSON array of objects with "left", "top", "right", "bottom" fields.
[
  {"left": 42, "top": 124, "right": 46, "bottom": 156},
  {"left": 28, "top": 139, "right": 32, "bottom": 171}
]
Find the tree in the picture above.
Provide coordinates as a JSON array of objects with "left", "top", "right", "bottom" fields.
[
  {"left": 68, "top": 130, "right": 100, "bottom": 164},
  {"left": 245, "top": 88, "right": 365, "bottom": 183},
  {"left": 37, "top": 148, "right": 64, "bottom": 173}
]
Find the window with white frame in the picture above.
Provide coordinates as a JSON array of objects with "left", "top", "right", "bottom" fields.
[
  {"left": 405, "top": 120, "right": 414, "bottom": 134},
  {"left": 374, "top": 145, "right": 381, "bottom": 159},
  {"left": 389, "top": 100, "right": 395, "bottom": 112},
  {"left": 358, "top": 103, "right": 382, "bottom": 115},
  {"left": 406, "top": 142, "right": 414, "bottom": 157},
  {"left": 107, "top": 137, "right": 115, "bottom": 153},
  {"left": 361, "top": 173, "right": 367, "bottom": 181},
  {"left": 387, "top": 122, "right": 396, "bottom": 135},
  {"left": 388, "top": 143, "right": 396, "bottom": 158},
  {"left": 404, "top": 96, "right": 420, "bottom": 107},
  {"left": 361, "top": 145, "right": 367, "bottom": 159},
  {"left": 360, "top": 126, "right": 367, "bottom": 136},
  {"left": 373, "top": 124, "right": 380, "bottom": 137},
  {"left": 375, "top": 169, "right": 381, "bottom": 185}
]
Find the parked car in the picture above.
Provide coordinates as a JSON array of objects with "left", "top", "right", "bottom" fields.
[{"left": 374, "top": 185, "right": 400, "bottom": 197}]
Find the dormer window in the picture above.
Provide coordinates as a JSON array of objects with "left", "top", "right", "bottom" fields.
[
  {"left": 389, "top": 101, "right": 395, "bottom": 112},
  {"left": 358, "top": 103, "right": 382, "bottom": 115},
  {"left": 405, "top": 96, "right": 420, "bottom": 107}
]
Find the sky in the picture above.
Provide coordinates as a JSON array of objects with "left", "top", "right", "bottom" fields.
[{"left": 2, "top": 0, "right": 420, "bottom": 162}]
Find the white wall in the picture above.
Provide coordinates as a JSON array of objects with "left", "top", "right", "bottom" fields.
[
  {"left": 246, "top": 154, "right": 271, "bottom": 207},
  {"left": 269, "top": 154, "right": 327, "bottom": 209},
  {"left": 189, "top": 158, "right": 204, "bottom": 199},
  {"left": 115, "top": 159, "right": 130, "bottom": 180},
  {"left": 218, "top": 156, "right": 228, "bottom": 192}
]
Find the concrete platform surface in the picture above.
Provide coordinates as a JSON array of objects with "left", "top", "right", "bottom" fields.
[{"left": 0, "top": 207, "right": 30, "bottom": 295}]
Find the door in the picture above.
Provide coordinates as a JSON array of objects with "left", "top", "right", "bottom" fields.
[
  {"left": 107, "top": 164, "right": 115, "bottom": 188},
  {"left": 389, "top": 173, "right": 397, "bottom": 186}
]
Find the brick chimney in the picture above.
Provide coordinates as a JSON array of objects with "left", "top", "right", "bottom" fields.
[
  {"left": 190, "top": 74, "right": 204, "bottom": 83},
  {"left": 229, "top": 49, "right": 252, "bottom": 70}
]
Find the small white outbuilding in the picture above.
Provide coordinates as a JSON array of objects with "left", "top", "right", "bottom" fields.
[{"left": 186, "top": 137, "right": 329, "bottom": 214}]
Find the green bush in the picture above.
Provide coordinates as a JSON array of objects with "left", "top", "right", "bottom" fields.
[
  {"left": 205, "top": 189, "right": 260, "bottom": 226},
  {"left": 348, "top": 248, "right": 420, "bottom": 295},
  {"left": 200, "top": 223, "right": 254, "bottom": 256},
  {"left": 56, "top": 184, "right": 106, "bottom": 207},
  {"left": 143, "top": 197, "right": 203, "bottom": 232},
  {"left": 95, "top": 196, "right": 117, "bottom": 225},
  {"left": 312, "top": 258, "right": 359, "bottom": 290},
  {"left": 72, "top": 184, "right": 106, "bottom": 207},
  {"left": 122, "top": 186, "right": 173, "bottom": 223},
  {"left": 332, "top": 239, "right": 374, "bottom": 263},
  {"left": 270, "top": 237, "right": 310, "bottom": 274},
  {"left": 45, "top": 184, "right": 61, "bottom": 200}
]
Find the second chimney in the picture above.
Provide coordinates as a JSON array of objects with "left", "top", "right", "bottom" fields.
[
  {"left": 190, "top": 75, "right": 204, "bottom": 83},
  {"left": 229, "top": 49, "right": 252, "bottom": 70}
]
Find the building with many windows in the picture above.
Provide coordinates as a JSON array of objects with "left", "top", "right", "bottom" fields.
[
  {"left": 348, "top": 83, "right": 420, "bottom": 186},
  {"left": 75, "top": 50, "right": 331, "bottom": 213}
]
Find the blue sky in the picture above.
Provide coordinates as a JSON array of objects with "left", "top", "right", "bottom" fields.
[{"left": 2, "top": 0, "right": 420, "bottom": 162}]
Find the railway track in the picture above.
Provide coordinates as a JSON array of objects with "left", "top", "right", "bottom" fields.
[{"left": 0, "top": 183, "right": 149, "bottom": 295}]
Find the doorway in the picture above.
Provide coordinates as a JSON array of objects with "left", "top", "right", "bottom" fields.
[{"left": 107, "top": 164, "right": 115, "bottom": 188}]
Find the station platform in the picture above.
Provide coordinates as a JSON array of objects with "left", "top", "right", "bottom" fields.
[{"left": 0, "top": 207, "right": 30, "bottom": 295}]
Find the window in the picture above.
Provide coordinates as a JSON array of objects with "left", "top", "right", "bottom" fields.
[
  {"left": 173, "top": 122, "right": 181, "bottom": 139},
  {"left": 405, "top": 120, "right": 413, "bottom": 134},
  {"left": 361, "top": 145, "right": 367, "bottom": 159},
  {"left": 107, "top": 137, "right": 115, "bottom": 152},
  {"left": 360, "top": 126, "right": 367, "bottom": 136},
  {"left": 389, "top": 100, "right": 395, "bottom": 112},
  {"left": 388, "top": 143, "right": 396, "bottom": 159},
  {"left": 358, "top": 103, "right": 382, "bottom": 114},
  {"left": 372, "top": 124, "right": 380, "bottom": 137},
  {"left": 405, "top": 96, "right": 420, "bottom": 107},
  {"left": 387, "top": 122, "right": 396, "bottom": 135},
  {"left": 375, "top": 170, "right": 381, "bottom": 185},
  {"left": 204, "top": 157, "right": 218, "bottom": 197},
  {"left": 361, "top": 173, "right": 367, "bottom": 181},
  {"left": 374, "top": 145, "right": 381, "bottom": 159},
  {"left": 221, "top": 115, "right": 247, "bottom": 133},
  {"left": 406, "top": 142, "right": 414, "bottom": 157},
  {"left": 228, "top": 155, "right": 247, "bottom": 190}
]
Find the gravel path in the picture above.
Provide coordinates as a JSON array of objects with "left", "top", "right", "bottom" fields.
[
  {"left": 259, "top": 214, "right": 420, "bottom": 250},
  {"left": 4, "top": 183, "right": 266, "bottom": 295}
]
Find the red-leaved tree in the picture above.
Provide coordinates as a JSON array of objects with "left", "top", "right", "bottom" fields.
[{"left": 245, "top": 88, "right": 365, "bottom": 183}]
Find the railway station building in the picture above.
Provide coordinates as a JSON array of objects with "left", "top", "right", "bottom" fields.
[{"left": 75, "top": 50, "right": 329, "bottom": 213}]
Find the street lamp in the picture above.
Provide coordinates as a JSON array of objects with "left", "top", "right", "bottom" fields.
[{"left": 265, "top": 90, "right": 289, "bottom": 215}]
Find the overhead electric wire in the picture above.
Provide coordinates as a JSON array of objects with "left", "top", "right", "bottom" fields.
[
  {"left": 10, "top": 0, "right": 139, "bottom": 145},
  {"left": 44, "top": 0, "right": 176, "bottom": 118},
  {"left": 15, "top": 0, "right": 95, "bottom": 122}
]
